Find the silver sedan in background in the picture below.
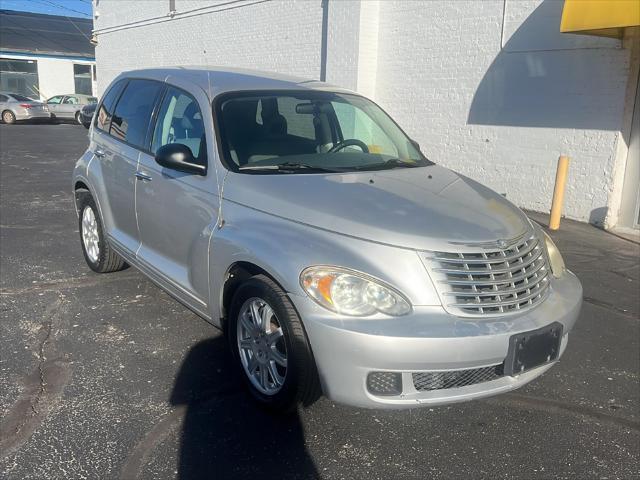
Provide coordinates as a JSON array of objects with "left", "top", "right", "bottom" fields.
[
  {"left": 46, "top": 94, "right": 97, "bottom": 124},
  {"left": 0, "top": 92, "right": 51, "bottom": 124}
]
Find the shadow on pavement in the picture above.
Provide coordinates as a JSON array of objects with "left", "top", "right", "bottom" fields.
[{"left": 170, "top": 336, "right": 319, "bottom": 480}]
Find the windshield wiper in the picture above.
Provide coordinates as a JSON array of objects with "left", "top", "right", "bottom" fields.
[
  {"left": 239, "top": 162, "right": 340, "bottom": 173},
  {"left": 352, "top": 158, "right": 424, "bottom": 171}
]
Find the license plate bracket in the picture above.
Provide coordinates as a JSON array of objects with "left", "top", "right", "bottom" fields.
[{"left": 504, "top": 322, "right": 563, "bottom": 376}]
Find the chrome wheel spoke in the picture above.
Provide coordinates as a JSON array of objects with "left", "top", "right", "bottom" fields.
[
  {"left": 260, "top": 304, "right": 274, "bottom": 331},
  {"left": 247, "top": 355, "right": 258, "bottom": 375},
  {"left": 249, "top": 301, "right": 262, "bottom": 327},
  {"left": 240, "top": 311, "right": 256, "bottom": 335},
  {"left": 259, "top": 364, "right": 269, "bottom": 389},
  {"left": 270, "top": 347, "right": 287, "bottom": 367},
  {"left": 268, "top": 361, "right": 284, "bottom": 387},
  {"left": 237, "top": 296, "right": 288, "bottom": 396},
  {"left": 266, "top": 327, "right": 283, "bottom": 345}
]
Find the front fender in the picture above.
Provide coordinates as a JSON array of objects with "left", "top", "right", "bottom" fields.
[{"left": 209, "top": 201, "right": 441, "bottom": 324}]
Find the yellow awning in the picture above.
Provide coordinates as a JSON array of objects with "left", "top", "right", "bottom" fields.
[{"left": 561, "top": 0, "right": 640, "bottom": 38}]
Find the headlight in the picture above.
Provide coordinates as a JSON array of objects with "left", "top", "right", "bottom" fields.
[
  {"left": 300, "top": 266, "right": 411, "bottom": 316},
  {"left": 542, "top": 231, "right": 566, "bottom": 278}
]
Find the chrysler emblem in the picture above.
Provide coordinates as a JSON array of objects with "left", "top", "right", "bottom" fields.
[{"left": 496, "top": 239, "right": 509, "bottom": 249}]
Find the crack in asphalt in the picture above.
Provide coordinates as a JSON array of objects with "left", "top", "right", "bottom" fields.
[
  {"left": 488, "top": 393, "right": 640, "bottom": 433},
  {"left": 583, "top": 296, "right": 638, "bottom": 319},
  {"left": 0, "top": 296, "right": 72, "bottom": 458},
  {"left": 31, "top": 316, "right": 54, "bottom": 416}
]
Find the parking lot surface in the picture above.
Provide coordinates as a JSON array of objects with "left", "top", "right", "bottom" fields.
[{"left": 1, "top": 124, "right": 639, "bottom": 479}]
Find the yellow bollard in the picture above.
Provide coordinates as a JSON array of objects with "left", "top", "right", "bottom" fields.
[{"left": 549, "top": 155, "right": 570, "bottom": 230}]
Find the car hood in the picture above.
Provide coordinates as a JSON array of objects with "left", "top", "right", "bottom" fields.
[{"left": 223, "top": 165, "right": 532, "bottom": 251}]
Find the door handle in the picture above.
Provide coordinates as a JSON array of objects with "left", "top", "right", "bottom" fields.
[
  {"left": 94, "top": 149, "right": 106, "bottom": 158},
  {"left": 135, "top": 171, "right": 152, "bottom": 182}
]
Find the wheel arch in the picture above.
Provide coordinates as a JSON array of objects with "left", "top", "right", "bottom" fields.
[{"left": 219, "top": 261, "right": 288, "bottom": 332}]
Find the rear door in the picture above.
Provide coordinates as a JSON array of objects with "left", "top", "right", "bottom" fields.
[
  {"left": 92, "top": 78, "right": 163, "bottom": 255},
  {"left": 60, "top": 95, "right": 79, "bottom": 118},
  {"left": 135, "top": 80, "right": 218, "bottom": 309}
]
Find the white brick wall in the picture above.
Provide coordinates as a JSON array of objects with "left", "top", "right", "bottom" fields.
[
  {"left": 93, "top": 0, "right": 635, "bottom": 225},
  {"left": 94, "top": 0, "right": 324, "bottom": 93}
]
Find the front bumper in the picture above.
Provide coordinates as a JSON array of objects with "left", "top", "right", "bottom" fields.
[{"left": 292, "top": 270, "right": 582, "bottom": 409}]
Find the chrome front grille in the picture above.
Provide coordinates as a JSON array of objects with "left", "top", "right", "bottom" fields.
[
  {"left": 412, "top": 365, "right": 503, "bottom": 391},
  {"left": 423, "top": 235, "right": 551, "bottom": 316}
]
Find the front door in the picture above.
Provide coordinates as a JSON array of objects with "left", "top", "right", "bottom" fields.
[
  {"left": 46, "top": 95, "right": 64, "bottom": 116},
  {"left": 135, "top": 82, "right": 218, "bottom": 310}
]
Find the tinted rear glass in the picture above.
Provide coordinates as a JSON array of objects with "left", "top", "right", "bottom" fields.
[
  {"left": 109, "top": 79, "right": 163, "bottom": 149},
  {"left": 95, "top": 80, "right": 126, "bottom": 132}
]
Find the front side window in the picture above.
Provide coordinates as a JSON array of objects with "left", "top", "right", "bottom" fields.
[
  {"left": 47, "top": 95, "right": 63, "bottom": 104},
  {"left": 151, "top": 87, "right": 207, "bottom": 165},
  {"left": 216, "top": 91, "right": 428, "bottom": 173},
  {"left": 109, "top": 79, "right": 163, "bottom": 148},
  {"left": 95, "top": 79, "right": 126, "bottom": 132}
]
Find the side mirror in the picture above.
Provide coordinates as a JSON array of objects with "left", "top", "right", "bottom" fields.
[{"left": 155, "top": 143, "right": 206, "bottom": 176}]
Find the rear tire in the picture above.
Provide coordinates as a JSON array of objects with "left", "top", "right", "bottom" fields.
[
  {"left": 77, "top": 192, "right": 126, "bottom": 273},
  {"left": 228, "top": 275, "right": 321, "bottom": 412},
  {"left": 2, "top": 110, "right": 16, "bottom": 124}
]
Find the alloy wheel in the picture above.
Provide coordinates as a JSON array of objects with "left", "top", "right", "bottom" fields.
[
  {"left": 81, "top": 206, "right": 100, "bottom": 263},
  {"left": 237, "top": 297, "right": 288, "bottom": 395}
]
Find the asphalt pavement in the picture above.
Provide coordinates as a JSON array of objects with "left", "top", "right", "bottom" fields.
[{"left": 1, "top": 123, "right": 638, "bottom": 479}]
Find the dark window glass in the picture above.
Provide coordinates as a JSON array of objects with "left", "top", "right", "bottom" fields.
[
  {"left": 218, "top": 91, "right": 426, "bottom": 172},
  {"left": 63, "top": 96, "right": 78, "bottom": 105},
  {"left": 95, "top": 80, "right": 127, "bottom": 133},
  {"left": 0, "top": 94, "right": 8, "bottom": 102},
  {"left": 152, "top": 87, "right": 207, "bottom": 165},
  {"left": 0, "top": 59, "right": 39, "bottom": 98},
  {"left": 109, "top": 80, "right": 162, "bottom": 149},
  {"left": 74, "top": 64, "right": 92, "bottom": 95}
]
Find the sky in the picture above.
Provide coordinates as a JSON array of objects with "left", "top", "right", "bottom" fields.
[{"left": 1, "top": 0, "right": 93, "bottom": 18}]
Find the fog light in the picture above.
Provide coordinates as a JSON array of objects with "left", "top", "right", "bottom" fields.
[{"left": 366, "top": 371, "right": 402, "bottom": 396}]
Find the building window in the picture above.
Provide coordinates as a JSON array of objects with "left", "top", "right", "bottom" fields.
[
  {"left": 0, "top": 58, "right": 39, "bottom": 99},
  {"left": 74, "top": 64, "right": 92, "bottom": 95}
]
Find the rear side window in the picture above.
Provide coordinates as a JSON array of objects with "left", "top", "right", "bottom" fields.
[
  {"left": 95, "top": 80, "right": 126, "bottom": 132},
  {"left": 109, "top": 79, "right": 163, "bottom": 149}
]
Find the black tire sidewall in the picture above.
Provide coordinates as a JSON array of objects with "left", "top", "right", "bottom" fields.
[
  {"left": 78, "top": 195, "right": 107, "bottom": 273},
  {"left": 228, "top": 277, "right": 307, "bottom": 411}
]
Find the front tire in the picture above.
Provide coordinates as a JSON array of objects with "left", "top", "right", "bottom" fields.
[
  {"left": 77, "top": 193, "right": 126, "bottom": 273},
  {"left": 75, "top": 111, "right": 82, "bottom": 124},
  {"left": 228, "top": 275, "right": 321, "bottom": 412},
  {"left": 2, "top": 110, "right": 16, "bottom": 124}
]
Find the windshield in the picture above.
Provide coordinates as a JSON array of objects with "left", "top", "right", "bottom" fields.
[{"left": 216, "top": 91, "right": 431, "bottom": 173}]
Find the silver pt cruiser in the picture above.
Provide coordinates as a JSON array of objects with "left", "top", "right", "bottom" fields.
[{"left": 73, "top": 68, "right": 582, "bottom": 411}]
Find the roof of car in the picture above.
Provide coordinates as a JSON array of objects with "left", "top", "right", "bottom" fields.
[{"left": 115, "top": 67, "right": 354, "bottom": 99}]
